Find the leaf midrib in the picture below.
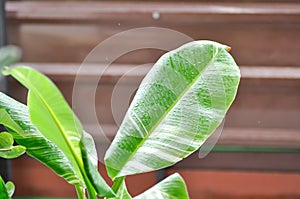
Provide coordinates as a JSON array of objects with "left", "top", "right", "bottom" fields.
[
  {"left": 116, "top": 47, "right": 220, "bottom": 178},
  {"left": 11, "top": 69, "right": 84, "bottom": 176}
]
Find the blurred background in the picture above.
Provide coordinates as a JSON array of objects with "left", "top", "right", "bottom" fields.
[{"left": 1, "top": 0, "right": 300, "bottom": 198}]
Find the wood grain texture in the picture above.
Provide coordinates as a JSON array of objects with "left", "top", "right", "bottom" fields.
[
  {"left": 6, "top": 2, "right": 300, "bottom": 23},
  {"left": 167, "top": 169, "right": 300, "bottom": 199},
  {"left": 6, "top": 2, "right": 300, "bottom": 66}
]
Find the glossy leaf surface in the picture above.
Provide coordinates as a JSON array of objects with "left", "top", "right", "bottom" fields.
[
  {"left": 0, "top": 93, "right": 82, "bottom": 185},
  {"left": 105, "top": 41, "right": 240, "bottom": 178},
  {"left": 134, "top": 173, "right": 188, "bottom": 199}
]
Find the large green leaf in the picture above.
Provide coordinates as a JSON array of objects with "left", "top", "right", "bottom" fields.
[
  {"left": 80, "top": 132, "right": 115, "bottom": 197},
  {"left": 105, "top": 41, "right": 240, "bottom": 178},
  {"left": 134, "top": 173, "right": 189, "bottom": 199},
  {"left": 3, "top": 67, "right": 84, "bottom": 183},
  {"left": 0, "top": 93, "right": 82, "bottom": 185}
]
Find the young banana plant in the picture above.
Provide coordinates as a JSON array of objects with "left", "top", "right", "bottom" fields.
[{"left": 0, "top": 40, "right": 240, "bottom": 199}]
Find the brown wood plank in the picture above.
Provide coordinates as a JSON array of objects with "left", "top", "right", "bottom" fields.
[
  {"left": 172, "top": 151, "right": 300, "bottom": 172},
  {"left": 6, "top": 2, "right": 300, "bottom": 66},
  {"left": 6, "top": 2, "right": 300, "bottom": 23},
  {"left": 8, "top": 24, "right": 300, "bottom": 66},
  {"left": 167, "top": 169, "right": 300, "bottom": 199},
  {"left": 12, "top": 63, "right": 300, "bottom": 81}
]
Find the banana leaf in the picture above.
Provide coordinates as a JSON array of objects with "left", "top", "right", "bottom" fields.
[
  {"left": 0, "top": 93, "right": 82, "bottom": 185},
  {"left": 105, "top": 41, "right": 240, "bottom": 179},
  {"left": 80, "top": 132, "right": 115, "bottom": 197},
  {"left": 2, "top": 67, "right": 113, "bottom": 197},
  {"left": 3, "top": 67, "right": 84, "bottom": 182},
  {"left": 134, "top": 173, "right": 188, "bottom": 199}
]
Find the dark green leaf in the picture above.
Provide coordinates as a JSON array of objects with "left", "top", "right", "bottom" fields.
[
  {"left": 0, "top": 176, "right": 9, "bottom": 199},
  {"left": 80, "top": 132, "right": 115, "bottom": 197}
]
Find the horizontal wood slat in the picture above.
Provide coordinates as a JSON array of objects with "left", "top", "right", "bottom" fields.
[
  {"left": 6, "top": 2, "right": 300, "bottom": 23},
  {"left": 6, "top": 2, "right": 300, "bottom": 66},
  {"left": 172, "top": 151, "right": 300, "bottom": 172},
  {"left": 12, "top": 63, "right": 300, "bottom": 81}
]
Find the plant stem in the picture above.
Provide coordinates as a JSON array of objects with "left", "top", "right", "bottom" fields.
[
  {"left": 84, "top": 177, "right": 97, "bottom": 199},
  {"left": 112, "top": 177, "right": 125, "bottom": 193},
  {"left": 75, "top": 185, "right": 86, "bottom": 199}
]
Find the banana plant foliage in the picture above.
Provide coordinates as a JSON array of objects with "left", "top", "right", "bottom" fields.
[
  {"left": 111, "top": 173, "right": 189, "bottom": 199},
  {"left": 105, "top": 41, "right": 240, "bottom": 179},
  {"left": 0, "top": 40, "right": 240, "bottom": 199},
  {"left": 0, "top": 95, "right": 83, "bottom": 186},
  {"left": 1, "top": 67, "right": 114, "bottom": 198}
]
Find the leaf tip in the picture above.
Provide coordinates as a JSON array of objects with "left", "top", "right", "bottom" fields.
[{"left": 226, "top": 46, "right": 232, "bottom": 52}]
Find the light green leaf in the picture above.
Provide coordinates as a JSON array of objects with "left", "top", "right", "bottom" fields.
[
  {"left": 5, "top": 181, "right": 15, "bottom": 197},
  {"left": 0, "top": 109, "right": 24, "bottom": 135},
  {"left": 105, "top": 41, "right": 240, "bottom": 178},
  {"left": 0, "top": 132, "right": 14, "bottom": 149},
  {"left": 0, "top": 176, "right": 9, "bottom": 199},
  {"left": 134, "top": 173, "right": 189, "bottom": 199},
  {"left": 3, "top": 67, "right": 84, "bottom": 183},
  {"left": 0, "top": 132, "right": 25, "bottom": 159},
  {"left": 0, "top": 145, "right": 26, "bottom": 159},
  {"left": 0, "top": 93, "right": 83, "bottom": 186},
  {"left": 80, "top": 132, "right": 115, "bottom": 197}
]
